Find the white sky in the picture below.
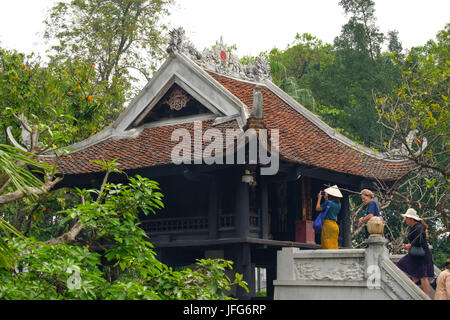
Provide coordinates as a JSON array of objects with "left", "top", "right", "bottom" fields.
[{"left": 0, "top": 0, "right": 448, "bottom": 58}]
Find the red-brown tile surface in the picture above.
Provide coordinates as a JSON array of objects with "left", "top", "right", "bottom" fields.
[
  {"left": 48, "top": 120, "right": 240, "bottom": 175},
  {"left": 208, "top": 72, "right": 413, "bottom": 180}
]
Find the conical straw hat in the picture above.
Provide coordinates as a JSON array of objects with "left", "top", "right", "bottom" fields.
[{"left": 324, "top": 185, "right": 343, "bottom": 198}]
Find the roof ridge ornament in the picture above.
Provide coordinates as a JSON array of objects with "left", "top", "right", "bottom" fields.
[{"left": 167, "top": 27, "right": 271, "bottom": 83}]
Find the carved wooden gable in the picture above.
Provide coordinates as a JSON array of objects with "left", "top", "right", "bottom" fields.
[{"left": 130, "top": 84, "right": 215, "bottom": 129}]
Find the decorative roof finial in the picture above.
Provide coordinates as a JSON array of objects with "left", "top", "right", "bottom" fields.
[
  {"left": 166, "top": 27, "right": 271, "bottom": 83},
  {"left": 166, "top": 27, "right": 202, "bottom": 59},
  {"left": 251, "top": 85, "right": 263, "bottom": 119}
]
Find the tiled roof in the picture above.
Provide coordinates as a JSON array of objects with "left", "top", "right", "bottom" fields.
[
  {"left": 46, "top": 71, "right": 413, "bottom": 181},
  {"left": 208, "top": 72, "right": 413, "bottom": 181},
  {"left": 48, "top": 120, "right": 240, "bottom": 175}
]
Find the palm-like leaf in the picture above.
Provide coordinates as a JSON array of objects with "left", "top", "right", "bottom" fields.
[
  {"left": 0, "top": 144, "right": 43, "bottom": 268},
  {"left": 0, "top": 144, "right": 45, "bottom": 195},
  {"left": 0, "top": 217, "right": 24, "bottom": 268}
]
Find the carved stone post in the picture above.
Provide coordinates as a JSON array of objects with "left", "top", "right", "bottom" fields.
[
  {"left": 365, "top": 217, "right": 389, "bottom": 280},
  {"left": 366, "top": 216, "right": 385, "bottom": 237}
]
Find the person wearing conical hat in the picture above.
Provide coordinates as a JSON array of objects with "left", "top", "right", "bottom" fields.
[
  {"left": 315, "top": 185, "right": 342, "bottom": 249},
  {"left": 396, "top": 208, "right": 434, "bottom": 296}
]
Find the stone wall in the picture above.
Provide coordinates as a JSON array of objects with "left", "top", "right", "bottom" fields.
[{"left": 274, "top": 236, "right": 431, "bottom": 300}]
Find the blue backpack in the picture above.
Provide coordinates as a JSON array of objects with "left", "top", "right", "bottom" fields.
[{"left": 313, "top": 200, "right": 331, "bottom": 233}]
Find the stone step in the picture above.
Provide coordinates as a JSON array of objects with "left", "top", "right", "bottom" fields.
[{"left": 389, "top": 254, "right": 440, "bottom": 300}]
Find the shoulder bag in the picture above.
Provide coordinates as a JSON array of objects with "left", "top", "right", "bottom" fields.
[
  {"left": 408, "top": 227, "right": 426, "bottom": 258},
  {"left": 313, "top": 200, "right": 331, "bottom": 234}
]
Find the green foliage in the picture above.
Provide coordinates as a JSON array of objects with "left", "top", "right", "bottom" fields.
[
  {"left": 0, "top": 144, "right": 50, "bottom": 268},
  {"left": 0, "top": 48, "right": 116, "bottom": 147},
  {"left": 430, "top": 236, "right": 450, "bottom": 270},
  {"left": 374, "top": 23, "right": 449, "bottom": 240},
  {"left": 267, "top": 1, "right": 406, "bottom": 145},
  {"left": 0, "top": 1, "right": 250, "bottom": 300},
  {"left": 0, "top": 216, "right": 24, "bottom": 269},
  {"left": 44, "top": 0, "right": 173, "bottom": 104},
  {"left": 268, "top": 33, "right": 334, "bottom": 86},
  {"left": 265, "top": 6, "right": 448, "bottom": 253},
  {"left": 0, "top": 238, "right": 106, "bottom": 299},
  {"left": 0, "top": 145, "right": 45, "bottom": 195},
  {"left": 153, "top": 258, "right": 248, "bottom": 300},
  {"left": 0, "top": 170, "right": 246, "bottom": 300},
  {"left": 335, "top": 0, "right": 384, "bottom": 59}
]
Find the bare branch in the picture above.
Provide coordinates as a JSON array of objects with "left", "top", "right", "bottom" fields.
[{"left": 0, "top": 176, "right": 62, "bottom": 204}]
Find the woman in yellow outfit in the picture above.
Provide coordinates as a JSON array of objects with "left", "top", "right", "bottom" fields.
[{"left": 315, "top": 185, "right": 343, "bottom": 249}]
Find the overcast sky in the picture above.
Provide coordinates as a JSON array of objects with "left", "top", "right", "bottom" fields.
[{"left": 0, "top": 0, "right": 448, "bottom": 58}]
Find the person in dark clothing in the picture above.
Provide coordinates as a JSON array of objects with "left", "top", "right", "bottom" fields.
[{"left": 397, "top": 208, "right": 434, "bottom": 296}]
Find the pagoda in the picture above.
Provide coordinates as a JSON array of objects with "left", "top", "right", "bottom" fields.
[{"left": 45, "top": 28, "right": 412, "bottom": 299}]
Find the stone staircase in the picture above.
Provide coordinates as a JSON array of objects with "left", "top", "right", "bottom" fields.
[
  {"left": 274, "top": 236, "right": 437, "bottom": 300},
  {"left": 389, "top": 254, "right": 441, "bottom": 300}
]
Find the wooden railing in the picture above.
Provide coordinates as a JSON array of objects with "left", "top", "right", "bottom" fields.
[
  {"left": 141, "top": 216, "right": 208, "bottom": 234},
  {"left": 219, "top": 214, "right": 234, "bottom": 230},
  {"left": 142, "top": 213, "right": 261, "bottom": 234}
]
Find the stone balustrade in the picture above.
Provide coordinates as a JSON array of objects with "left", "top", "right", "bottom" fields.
[{"left": 274, "top": 234, "right": 431, "bottom": 300}]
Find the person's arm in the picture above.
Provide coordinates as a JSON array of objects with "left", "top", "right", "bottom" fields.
[
  {"left": 361, "top": 213, "right": 374, "bottom": 224},
  {"left": 402, "top": 243, "right": 412, "bottom": 250},
  {"left": 358, "top": 201, "right": 376, "bottom": 227},
  {"left": 315, "top": 192, "right": 323, "bottom": 211},
  {"left": 358, "top": 214, "right": 373, "bottom": 227},
  {"left": 402, "top": 229, "right": 413, "bottom": 251}
]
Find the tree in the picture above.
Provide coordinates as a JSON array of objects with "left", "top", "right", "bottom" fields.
[
  {"left": 373, "top": 24, "right": 449, "bottom": 245},
  {"left": 387, "top": 30, "right": 403, "bottom": 56},
  {"left": 268, "top": 33, "right": 334, "bottom": 85},
  {"left": 44, "top": 0, "right": 173, "bottom": 120},
  {"left": 267, "top": 34, "right": 351, "bottom": 134},
  {"left": 0, "top": 161, "right": 247, "bottom": 299},
  {"left": 267, "top": 1, "right": 403, "bottom": 144},
  {"left": 0, "top": 48, "right": 117, "bottom": 148},
  {"left": 335, "top": 0, "right": 384, "bottom": 61},
  {"left": 0, "top": 48, "right": 116, "bottom": 266}
]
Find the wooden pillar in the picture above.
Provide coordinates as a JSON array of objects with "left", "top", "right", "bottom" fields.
[
  {"left": 259, "top": 180, "right": 269, "bottom": 239},
  {"left": 236, "top": 243, "right": 253, "bottom": 300},
  {"left": 269, "top": 184, "right": 278, "bottom": 239},
  {"left": 235, "top": 169, "right": 250, "bottom": 238},
  {"left": 301, "top": 177, "right": 312, "bottom": 220},
  {"left": 266, "top": 253, "right": 276, "bottom": 300},
  {"left": 341, "top": 193, "right": 351, "bottom": 248},
  {"left": 287, "top": 181, "right": 297, "bottom": 241},
  {"left": 208, "top": 179, "right": 218, "bottom": 239}
]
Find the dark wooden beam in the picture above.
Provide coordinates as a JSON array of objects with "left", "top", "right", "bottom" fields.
[
  {"left": 296, "top": 165, "right": 362, "bottom": 189},
  {"left": 260, "top": 166, "right": 301, "bottom": 183},
  {"left": 259, "top": 180, "right": 269, "bottom": 240},
  {"left": 287, "top": 180, "right": 299, "bottom": 241},
  {"left": 235, "top": 169, "right": 250, "bottom": 238},
  {"left": 183, "top": 169, "right": 213, "bottom": 183},
  {"left": 340, "top": 193, "right": 352, "bottom": 248},
  {"left": 208, "top": 179, "right": 218, "bottom": 240}
]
